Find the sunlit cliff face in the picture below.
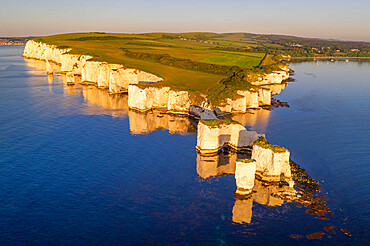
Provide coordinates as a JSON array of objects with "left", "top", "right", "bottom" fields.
[{"left": 23, "top": 40, "right": 292, "bottom": 114}]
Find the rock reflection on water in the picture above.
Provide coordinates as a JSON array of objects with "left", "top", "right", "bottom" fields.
[
  {"left": 62, "top": 74, "right": 78, "bottom": 95},
  {"left": 129, "top": 110, "right": 196, "bottom": 135},
  {"left": 232, "top": 109, "right": 271, "bottom": 133},
  {"left": 262, "top": 83, "right": 288, "bottom": 95},
  {"left": 233, "top": 178, "right": 295, "bottom": 224},
  {"left": 81, "top": 86, "right": 128, "bottom": 114},
  {"left": 60, "top": 74, "right": 197, "bottom": 134},
  {"left": 196, "top": 150, "right": 331, "bottom": 224},
  {"left": 196, "top": 150, "right": 250, "bottom": 179},
  {"left": 232, "top": 197, "right": 253, "bottom": 224},
  {"left": 24, "top": 58, "right": 60, "bottom": 76}
]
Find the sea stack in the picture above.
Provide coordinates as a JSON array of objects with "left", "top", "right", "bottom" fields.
[
  {"left": 196, "top": 119, "right": 264, "bottom": 155},
  {"left": 251, "top": 137, "right": 291, "bottom": 182}
]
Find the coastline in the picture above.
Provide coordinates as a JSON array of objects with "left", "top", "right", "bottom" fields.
[
  {"left": 283, "top": 56, "right": 370, "bottom": 60},
  {"left": 22, "top": 39, "right": 290, "bottom": 115}
]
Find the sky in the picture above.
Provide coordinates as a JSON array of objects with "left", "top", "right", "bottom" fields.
[{"left": 0, "top": 0, "right": 369, "bottom": 41}]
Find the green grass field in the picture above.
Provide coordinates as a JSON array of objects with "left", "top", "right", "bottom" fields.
[
  {"left": 201, "top": 53, "right": 264, "bottom": 68},
  {"left": 34, "top": 32, "right": 274, "bottom": 95}
]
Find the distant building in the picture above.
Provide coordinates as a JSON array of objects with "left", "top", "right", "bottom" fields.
[{"left": 0, "top": 38, "right": 28, "bottom": 46}]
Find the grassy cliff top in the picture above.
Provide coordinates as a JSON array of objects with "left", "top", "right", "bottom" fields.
[
  {"left": 236, "top": 159, "right": 256, "bottom": 163},
  {"left": 253, "top": 136, "right": 288, "bottom": 153},
  {"left": 33, "top": 33, "right": 285, "bottom": 100},
  {"left": 200, "top": 118, "right": 243, "bottom": 127}
]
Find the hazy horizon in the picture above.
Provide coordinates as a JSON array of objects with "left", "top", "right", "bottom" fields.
[
  {"left": 3, "top": 31, "right": 370, "bottom": 44},
  {"left": 1, "top": 0, "right": 369, "bottom": 42}
]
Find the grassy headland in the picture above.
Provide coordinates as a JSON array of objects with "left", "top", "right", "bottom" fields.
[
  {"left": 33, "top": 32, "right": 369, "bottom": 105},
  {"left": 33, "top": 32, "right": 283, "bottom": 105}
]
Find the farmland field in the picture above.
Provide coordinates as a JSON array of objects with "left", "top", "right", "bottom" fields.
[{"left": 35, "top": 32, "right": 271, "bottom": 94}]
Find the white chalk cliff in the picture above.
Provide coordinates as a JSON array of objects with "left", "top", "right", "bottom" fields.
[
  {"left": 23, "top": 40, "right": 290, "bottom": 114},
  {"left": 251, "top": 138, "right": 292, "bottom": 182},
  {"left": 196, "top": 119, "right": 264, "bottom": 155},
  {"left": 23, "top": 40, "right": 163, "bottom": 94},
  {"left": 250, "top": 65, "right": 290, "bottom": 86}
]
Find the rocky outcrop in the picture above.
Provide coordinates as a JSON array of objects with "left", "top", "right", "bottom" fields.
[
  {"left": 109, "top": 68, "right": 162, "bottom": 93},
  {"left": 66, "top": 72, "right": 75, "bottom": 85},
  {"left": 256, "top": 88, "right": 271, "bottom": 105},
  {"left": 250, "top": 65, "right": 290, "bottom": 86},
  {"left": 238, "top": 90, "right": 259, "bottom": 108},
  {"left": 128, "top": 85, "right": 171, "bottom": 111},
  {"left": 235, "top": 159, "right": 257, "bottom": 195},
  {"left": 60, "top": 53, "right": 92, "bottom": 74},
  {"left": 128, "top": 85, "right": 192, "bottom": 113},
  {"left": 128, "top": 85, "right": 272, "bottom": 114},
  {"left": 251, "top": 137, "right": 292, "bottom": 182},
  {"left": 189, "top": 105, "right": 217, "bottom": 120},
  {"left": 217, "top": 96, "right": 247, "bottom": 113},
  {"left": 196, "top": 119, "right": 264, "bottom": 155},
  {"left": 81, "top": 61, "right": 101, "bottom": 84},
  {"left": 168, "top": 90, "right": 190, "bottom": 113},
  {"left": 216, "top": 89, "right": 271, "bottom": 113}
]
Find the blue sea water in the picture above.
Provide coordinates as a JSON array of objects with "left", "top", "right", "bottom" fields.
[{"left": 0, "top": 46, "right": 369, "bottom": 245}]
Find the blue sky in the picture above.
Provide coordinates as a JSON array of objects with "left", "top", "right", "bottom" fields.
[{"left": 0, "top": 0, "right": 369, "bottom": 41}]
